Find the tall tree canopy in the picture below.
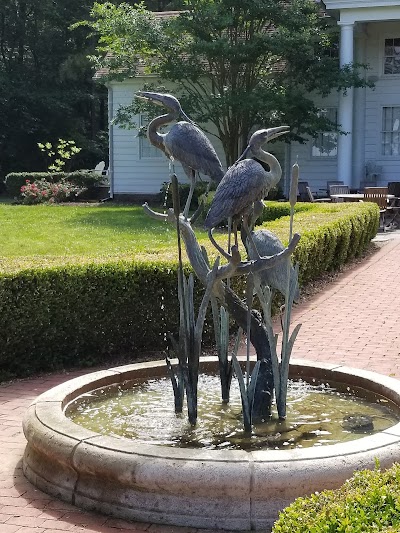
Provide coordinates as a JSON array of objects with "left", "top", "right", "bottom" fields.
[
  {"left": 0, "top": 0, "right": 108, "bottom": 178},
  {"left": 88, "top": 0, "right": 370, "bottom": 165}
]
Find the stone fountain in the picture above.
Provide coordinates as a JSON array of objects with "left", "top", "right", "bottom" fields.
[{"left": 22, "top": 111, "right": 400, "bottom": 531}]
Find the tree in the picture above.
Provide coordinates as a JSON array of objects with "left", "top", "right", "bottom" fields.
[
  {"left": 86, "top": 0, "right": 371, "bottom": 166},
  {"left": 0, "top": 0, "right": 108, "bottom": 179}
]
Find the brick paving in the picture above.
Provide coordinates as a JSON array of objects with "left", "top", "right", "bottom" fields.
[{"left": 1, "top": 232, "right": 400, "bottom": 532}]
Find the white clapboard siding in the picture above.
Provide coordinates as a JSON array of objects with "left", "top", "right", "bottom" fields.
[
  {"left": 288, "top": 93, "right": 339, "bottom": 194},
  {"left": 364, "top": 21, "right": 400, "bottom": 185}
]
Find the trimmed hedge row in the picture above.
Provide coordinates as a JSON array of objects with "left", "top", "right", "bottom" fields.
[
  {"left": 0, "top": 201, "right": 379, "bottom": 381},
  {"left": 261, "top": 201, "right": 379, "bottom": 284},
  {"left": 4, "top": 171, "right": 104, "bottom": 198},
  {"left": 272, "top": 463, "right": 400, "bottom": 532}
]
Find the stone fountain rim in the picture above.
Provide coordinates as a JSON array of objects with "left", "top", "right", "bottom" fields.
[
  {"left": 22, "top": 357, "right": 400, "bottom": 531},
  {"left": 25, "top": 356, "right": 400, "bottom": 462}
]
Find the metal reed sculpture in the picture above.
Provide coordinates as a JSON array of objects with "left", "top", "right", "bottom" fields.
[{"left": 141, "top": 92, "right": 300, "bottom": 431}]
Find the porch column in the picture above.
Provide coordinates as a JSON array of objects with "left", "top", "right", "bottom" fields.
[{"left": 337, "top": 22, "right": 354, "bottom": 187}]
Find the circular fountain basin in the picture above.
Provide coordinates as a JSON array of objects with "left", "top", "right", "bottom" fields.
[{"left": 23, "top": 358, "right": 400, "bottom": 531}]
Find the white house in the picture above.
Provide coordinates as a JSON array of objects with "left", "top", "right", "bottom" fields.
[{"left": 102, "top": 1, "right": 400, "bottom": 201}]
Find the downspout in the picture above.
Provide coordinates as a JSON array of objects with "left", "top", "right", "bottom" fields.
[{"left": 108, "top": 83, "right": 114, "bottom": 199}]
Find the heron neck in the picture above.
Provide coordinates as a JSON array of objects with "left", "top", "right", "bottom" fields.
[
  {"left": 256, "top": 147, "right": 282, "bottom": 186},
  {"left": 147, "top": 112, "right": 176, "bottom": 151}
]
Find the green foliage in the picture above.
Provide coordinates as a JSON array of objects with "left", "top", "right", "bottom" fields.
[
  {"left": 0, "top": 201, "right": 378, "bottom": 382},
  {"left": 0, "top": 261, "right": 179, "bottom": 380},
  {"left": 0, "top": 0, "right": 108, "bottom": 180},
  {"left": 4, "top": 171, "right": 104, "bottom": 198},
  {"left": 38, "top": 139, "right": 82, "bottom": 172},
  {"left": 87, "top": 0, "right": 372, "bottom": 164},
  {"left": 20, "top": 179, "right": 84, "bottom": 204},
  {"left": 272, "top": 463, "right": 400, "bottom": 533},
  {"left": 260, "top": 201, "right": 379, "bottom": 284}
]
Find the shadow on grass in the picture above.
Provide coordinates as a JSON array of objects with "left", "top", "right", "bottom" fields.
[
  {"left": 67, "top": 202, "right": 208, "bottom": 237},
  {"left": 64, "top": 203, "right": 170, "bottom": 233}
]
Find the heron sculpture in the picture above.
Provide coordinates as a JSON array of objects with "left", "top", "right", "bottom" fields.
[
  {"left": 204, "top": 126, "right": 289, "bottom": 258},
  {"left": 135, "top": 91, "right": 224, "bottom": 218},
  {"left": 247, "top": 229, "right": 300, "bottom": 302}
]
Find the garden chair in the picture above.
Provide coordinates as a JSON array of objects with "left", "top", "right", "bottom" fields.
[
  {"left": 306, "top": 186, "right": 331, "bottom": 203},
  {"left": 92, "top": 161, "right": 107, "bottom": 175},
  {"left": 386, "top": 183, "right": 400, "bottom": 226},
  {"left": 363, "top": 187, "right": 392, "bottom": 231},
  {"left": 89, "top": 161, "right": 109, "bottom": 186},
  {"left": 298, "top": 181, "right": 321, "bottom": 201},
  {"left": 329, "top": 184, "right": 350, "bottom": 199},
  {"left": 388, "top": 182, "right": 400, "bottom": 204},
  {"left": 298, "top": 181, "right": 310, "bottom": 201},
  {"left": 321, "top": 180, "right": 344, "bottom": 196},
  {"left": 329, "top": 184, "right": 349, "bottom": 195}
]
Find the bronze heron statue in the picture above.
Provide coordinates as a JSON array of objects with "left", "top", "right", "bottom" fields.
[
  {"left": 135, "top": 91, "right": 224, "bottom": 217},
  {"left": 204, "top": 126, "right": 290, "bottom": 258},
  {"left": 248, "top": 229, "right": 300, "bottom": 302}
]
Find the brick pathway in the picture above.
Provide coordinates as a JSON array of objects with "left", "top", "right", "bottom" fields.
[{"left": 1, "top": 232, "right": 400, "bottom": 533}]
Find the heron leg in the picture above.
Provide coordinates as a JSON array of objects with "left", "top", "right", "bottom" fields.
[
  {"left": 250, "top": 200, "right": 265, "bottom": 231},
  {"left": 227, "top": 216, "right": 232, "bottom": 254},
  {"left": 183, "top": 170, "right": 196, "bottom": 220},
  {"left": 168, "top": 157, "right": 175, "bottom": 176},
  {"left": 208, "top": 228, "right": 232, "bottom": 261},
  {"left": 233, "top": 219, "right": 239, "bottom": 248},
  {"left": 243, "top": 216, "right": 261, "bottom": 259}
]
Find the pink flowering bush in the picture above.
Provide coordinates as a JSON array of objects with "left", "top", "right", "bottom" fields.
[{"left": 20, "top": 179, "right": 85, "bottom": 204}]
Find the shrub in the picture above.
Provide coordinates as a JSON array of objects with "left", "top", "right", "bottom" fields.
[
  {"left": 272, "top": 463, "right": 400, "bottom": 533},
  {"left": 0, "top": 260, "right": 208, "bottom": 380},
  {"left": 20, "top": 178, "right": 84, "bottom": 204},
  {"left": 261, "top": 201, "right": 379, "bottom": 284},
  {"left": 4, "top": 171, "right": 104, "bottom": 198}
]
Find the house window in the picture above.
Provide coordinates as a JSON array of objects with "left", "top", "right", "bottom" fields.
[
  {"left": 311, "top": 107, "right": 338, "bottom": 157},
  {"left": 382, "top": 106, "right": 400, "bottom": 156},
  {"left": 139, "top": 115, "right": 162, "bottom": 159},
  {"left": 384, "top": 38, "right": 400, "bottom": 75}
]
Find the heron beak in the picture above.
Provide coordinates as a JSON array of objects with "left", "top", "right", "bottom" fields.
[
  {"left": 135, "top": 91, "right": 165, "bottom": 107},
  {"left": 266, "top": 126, "right": 290, "bottom": 142},
  {"left": 180, "top": 109, "right": 196, "bottom": 125}
]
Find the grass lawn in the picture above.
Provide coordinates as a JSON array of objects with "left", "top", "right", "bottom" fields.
[
  {"left": 0, "top": 202, "right": 222, "bottom": 271},
  {"left": 0, "top": 199, "right": 373, "bottom": 273}
]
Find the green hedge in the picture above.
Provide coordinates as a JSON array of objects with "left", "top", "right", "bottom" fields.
[
  {"left": 4, "top": 171, "right": 104, "bottom": 197},
  {"left": 272, "top": 463, "right": 400, "bottom": 532},
  {"left": 0, "top": 201, "right": 379, "bottom": 381},
  {"left": 260, "top": 201, "right": 378, "bottom": 284},
  {"left": 0, "top": 261, "right": 185, "bottom": 380}
]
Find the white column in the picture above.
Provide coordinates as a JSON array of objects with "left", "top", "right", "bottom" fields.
[
  {"left": 353, "top": 28, "right": 367, "bottom": 189},
  {"left": 337, "top": 22, "right": 354, "bottom": 188}
]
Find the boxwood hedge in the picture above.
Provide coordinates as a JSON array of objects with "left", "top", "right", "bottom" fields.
[
  {"left": 0, "top": 201, "right": 379, "bottom": 381},
  {"left": 272, "top": 463, "right": 400, "bottom": 533}
]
